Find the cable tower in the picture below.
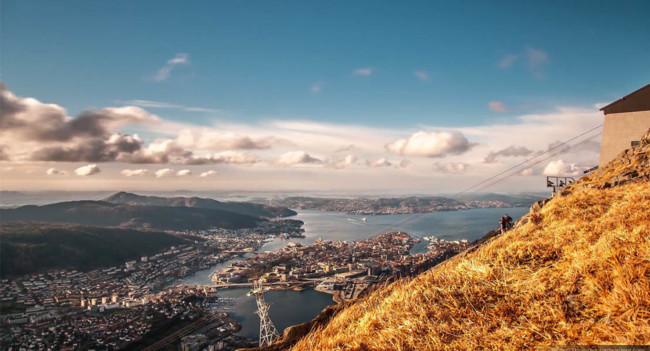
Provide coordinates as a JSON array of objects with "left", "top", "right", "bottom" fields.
[{"left": 251, "top": 279, "right": 279, "bottom": 347}]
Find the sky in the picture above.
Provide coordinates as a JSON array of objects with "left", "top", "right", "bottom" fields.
[{"left": 1, "top": 0, "right": 649, "bottom": 194}]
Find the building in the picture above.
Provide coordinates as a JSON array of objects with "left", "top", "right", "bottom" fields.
[{"left": 599, "top": 84, "right": 650, "bottom": 166}]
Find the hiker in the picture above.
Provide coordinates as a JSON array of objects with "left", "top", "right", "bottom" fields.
[
  {"left": 504, "top": 214, "right": 513, "bottom": 231},
  {"left": 499, "top": 216, "right": 507, "bottom": 234}
]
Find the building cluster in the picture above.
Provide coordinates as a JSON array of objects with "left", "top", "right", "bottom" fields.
[
  {"left": 213, "top": 232, "right": 428, "bottom": 299},
  {"left": 267, "top": 197, "right": 523, "bottom": 215},
  {"left": 424, "top": 236, "right": 471, "bottom": 261},
  {"left": 1, "top": 217, "right": 473, "bottom": 349},
  {"left": 0, "top": 223, "right": 288, "bottom": 350}
]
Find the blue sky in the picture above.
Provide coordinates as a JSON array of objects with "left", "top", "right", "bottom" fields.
[{"left": 1, "top": 1, "right": 649, "bottom": 192}]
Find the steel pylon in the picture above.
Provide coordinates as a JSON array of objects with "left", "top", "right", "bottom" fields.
[{"left": 251, "top": 280, "right": 280, "bottom": 346}]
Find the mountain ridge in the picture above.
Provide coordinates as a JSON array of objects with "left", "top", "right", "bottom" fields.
[
  {"left": 0, "top": 200, "right": 261, "bottom": 231},
  {"left": 103, "top": 191, "right": 297, "bottom": 218}
]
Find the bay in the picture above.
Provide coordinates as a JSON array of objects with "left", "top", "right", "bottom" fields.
[
  {"left": 180, "top": 206, "right": 529, "bottom": 341},
  {"left": 260, "top": 207, "right": 529, "bottom": 253}
]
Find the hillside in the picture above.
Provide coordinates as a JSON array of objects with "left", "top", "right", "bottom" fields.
[
  {"left": 103, "top": 191, "right": 297, "bottom": 217},
  {"left": 273, "top": 131, "right": 650, "bottom": 350},
  {"left": 264, "top": 194, "right": 540, "bottom": 215},
  {"left": 0, "top": 222, "right": 188, "bottom": 276},
  {"left": 0, "top": 200, "right": 261, "bottom": 231}
]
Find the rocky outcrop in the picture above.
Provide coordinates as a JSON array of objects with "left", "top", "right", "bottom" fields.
[
  {"left": 517, "top": 129, "right": 650, "bottom": 227},
  {"left": 565, "top": 128, "right": 650, "bottom": 191}
]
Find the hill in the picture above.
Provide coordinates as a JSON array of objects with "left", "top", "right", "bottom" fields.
[
  {"left": 0, "top": 200, "right": 261, "bottom": 231},
  {"left": 0, "top": 222, "right": 188, "bottom": 276},
  {"left": 103, "top": 191, "right": 297, "bottom": 217},
  {"left": 455, "top": 192, "right": 544, "bottom": 207},
  {"left": 264, "top": 194, "right": 541, "bottom": 215},
  {"left": 264, "top": 131, "right": 650, "bottom": 350}
]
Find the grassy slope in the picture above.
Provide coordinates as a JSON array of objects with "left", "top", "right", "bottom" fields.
[{"left": 291, "top": 152, "right": 650, "bottom": 349}]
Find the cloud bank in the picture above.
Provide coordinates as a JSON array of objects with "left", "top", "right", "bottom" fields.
[{"left": 385, "top": 131, "right": 473, "bottom": 158}]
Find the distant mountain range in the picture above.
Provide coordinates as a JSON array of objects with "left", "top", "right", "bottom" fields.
[
  {"left": 0, "top": 191, "right": 298, "bottom": 231},
  {"left": 261, "top": 193, "right": 544, "bottom": 215},
  {"left": 0, "top": 221, "right": 189, "bottom": 276},
  {"left": 103, "top": 191, "right": 296, "bottom": 218},
  {"left": 0, "top": 200, "right": 262, "bottom": 231}
]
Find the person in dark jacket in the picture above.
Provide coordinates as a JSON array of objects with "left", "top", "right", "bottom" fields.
[{"left": 504, "top": 214, "right": 513, "bottom": 230}]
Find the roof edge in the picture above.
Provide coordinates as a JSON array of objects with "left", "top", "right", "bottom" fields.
[{"left": 600, "top": 83, "right": 650, "bottom": 112}]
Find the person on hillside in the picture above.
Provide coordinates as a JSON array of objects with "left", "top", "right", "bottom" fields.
[
  {"left": 499, "top": 216, "right": 507, "bottom": 234},
  {"left": 504, "top": 214, "right": 513, "bottom": 231}
]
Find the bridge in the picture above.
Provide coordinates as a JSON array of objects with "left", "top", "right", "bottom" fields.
[
  {"left": 175, "top": 280, "right": 316, "bottom": 289},
  {"left": 212, "top": 280, "right": 316, "bottom": 288}
]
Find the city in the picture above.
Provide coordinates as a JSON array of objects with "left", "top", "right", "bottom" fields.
[
  {"left": 0, "top": 219, "right": 470, "bottom": 350},
  {"left": 1, "top": 1, "right": 648, "bottom": 349}
]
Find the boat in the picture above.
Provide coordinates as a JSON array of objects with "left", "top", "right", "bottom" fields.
[{"left": 361, "top": 218, "right": 367, "bottom": 222}]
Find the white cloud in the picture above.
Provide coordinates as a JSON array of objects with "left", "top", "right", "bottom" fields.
[
  {"left": 385, "top": 131, "right": 473, "bottom": 158},
  {"left": 542, "top": 160, "right": 584, "bottom": 176},
  {"left": 167, "top": 54, "right": 190, "bottom": 65},
  {"left": 497, "top": 54, "right": 518, "bottom": 68},
  {"left": 74, "top": 164, "right": 100, "bottom": 176},
  {"left": 46, "top": 168, "right": 66, "bottom": 176},
  {"left": 123, "top": 138, "right": 190, "bottom": 164},
  {"left": 277, "top": 151, "right": 322, "bottom": 166},
  {"left": 117, "top": 99, "right": 219, "bottom": 113},
  {"left": 414, "top": 71, "right": 429, "bottom": 81},
  {"left": 488, "top": 101, "right": 508, "bottom": 113},
  {"left": 155, "top": 168, "right": 175, "bottom": 178},
  {"left": 330, "top": 154, "right": 358, "bottom": 169},
  {"left": 484, "top": 145, "right": 534, "bottom": 163},
  {"left": 353, "top": 67, "right": 374, "bottom": 76},
  {"left": 434, "top": 162, "right": 469, "bottom": 174},
  {"left": 185, "top": 151, "right": 259, "bottom": 165},
  {"left": 497, "top": 49, "right": 548, "bottom": 78},
  {"left": 176, "top": 169, "right": 192, "bottom": 176},
  {"left": 176, "top": 128, "right": 273, "bottom": 151},
  {"left": 199, "top": 170, "right": 217, "bottom": 177},
  {"left": 121, "top": 169, "right": 148, "bottom": 177},
  {"left": 154, "top": 53, "right": 190, "bottom": 82},
  {"left": 366, "top": 157, "right": 392, "bottom": 168},
  {"left": 519, "top": 167, "right": 538, "bottom": 176}
]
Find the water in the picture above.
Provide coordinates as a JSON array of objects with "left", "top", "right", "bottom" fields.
[
  {"left": 260, "top": 207, "right": 529, "bottom": 254},
  {"left": 181, "top": 207, "right": 529, "bottom": 340},
  {"left": 216, "top": 287, "right": 335, "bottom": 340},
  {"left": 175, "top": 253, "right": 253, "bottom": 285}
]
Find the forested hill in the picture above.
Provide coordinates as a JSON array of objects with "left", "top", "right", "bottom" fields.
[
  {"left": 0, "top": 200, "right": 261, "bottom": 231},
  {"left": 103, "top": 191, "right": 296, "bottom": 217},
  {"left": 0, "top": 222, "right": 189, "bottom": 277}
]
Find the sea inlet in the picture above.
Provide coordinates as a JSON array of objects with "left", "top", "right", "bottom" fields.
[{"left": 178, "top": 207, "right": 529, "bottom": 340}]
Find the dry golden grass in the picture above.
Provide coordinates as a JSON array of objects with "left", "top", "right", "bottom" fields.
[{"left": 291, "top": 183, "right": 650, "bottom": 350}]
